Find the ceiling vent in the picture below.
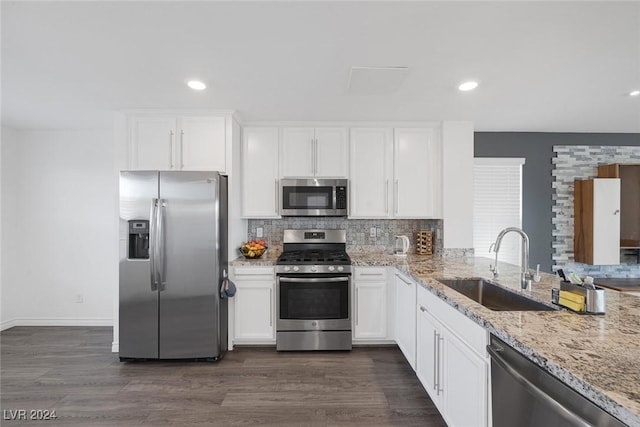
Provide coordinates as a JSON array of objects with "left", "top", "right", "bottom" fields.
[{"left": 347, "top": 66, "right": 409, "bottom": 95}]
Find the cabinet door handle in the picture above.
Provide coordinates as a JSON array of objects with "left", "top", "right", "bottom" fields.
[
  {"left": 180, "top": 129, "right": 184, "bottom": 169},
  {"left": 385, "top": 179, "right": 389, "bottom": 214},
  {"left": 396, "top": 274, "right": 412, "bottom": 286},
  {"left": 355, "top": 288, "right": 359, "bottom": 326},
  {"left": 275, "top": 179, "right": 279, "bottom": 216},
  {"left": 437, "top": 335, "right": 444, "bottom": 394},
  {"left": 419, "top": 305, "right": 427, "bottom": 312},
  {"left": 395, "top": 179, "right": 399, "bottom": 215},
  {"left": 169, "top": 130, "right": 174, "bottom": 169},
  {"left": 433, "top": 329, "right": 438, "bottom": 392},
  {"left": 270, "top": 288, "right": 273, "bottom": 327},
  {"left": 314, "top": 138, "right": 318, "bottom": 175}
]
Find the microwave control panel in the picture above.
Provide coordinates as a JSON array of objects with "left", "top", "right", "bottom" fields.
[{"left": 336, "top": 186, "right": 347, "bottom": 209}]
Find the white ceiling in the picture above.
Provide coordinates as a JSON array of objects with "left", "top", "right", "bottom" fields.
[{"left": 2, "top": 1, "right": 639, "bottom": 132}]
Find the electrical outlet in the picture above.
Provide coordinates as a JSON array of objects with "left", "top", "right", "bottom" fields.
[
  {"left": 256, "top": 227, "right": 264, "bottom": 238},
  {"left": 75, "top": 293, "right": 84, "bottom": 303},
  {"left": 370, "top": 227, "right": 377, "bottom": 238}
]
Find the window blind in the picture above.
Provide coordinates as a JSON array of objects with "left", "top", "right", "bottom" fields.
[{"left": 473, "top": 158, "right": 525, "bottom": 266}]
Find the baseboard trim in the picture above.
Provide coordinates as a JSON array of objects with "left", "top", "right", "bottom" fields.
[
  {"left": 0, "top": 317, "right": 113, "bottom": 331},
  {"left": 0, "top": 318, "right": 18, "bottom": 331}
]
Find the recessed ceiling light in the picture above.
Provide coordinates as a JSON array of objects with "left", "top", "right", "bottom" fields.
[
  {"left": 186, "top": 80, "right": 206, "bottom": 91},
  {"left": 458, "top": 81, "right": 479, "bottom": 92},
  {"left": 630, "top": 90, "right": 640, "bottom": 97}
]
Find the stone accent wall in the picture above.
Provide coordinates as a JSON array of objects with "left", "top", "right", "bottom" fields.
[
  {"left": 552, "top": 145, "right": 640, "bottom": 276},
  {"left": 247, "top": 218, "right": 443, "bottom": 254}
]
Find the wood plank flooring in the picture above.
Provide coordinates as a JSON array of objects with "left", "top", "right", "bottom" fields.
[{"left": 1, "top": 327, "right": 446, "bottom": 426}]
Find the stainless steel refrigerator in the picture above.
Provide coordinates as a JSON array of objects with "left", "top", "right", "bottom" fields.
[{"left": 119, "top": 171, "right": 228, "bottom": 361}]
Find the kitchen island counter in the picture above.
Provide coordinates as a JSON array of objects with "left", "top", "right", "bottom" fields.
[{"left": 350, "top": 252, "right": 640, "bottom": 426}]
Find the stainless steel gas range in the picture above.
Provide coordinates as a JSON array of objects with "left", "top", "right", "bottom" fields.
[{"left": 275, "top": 229, "right": 352, "bottom": 351}]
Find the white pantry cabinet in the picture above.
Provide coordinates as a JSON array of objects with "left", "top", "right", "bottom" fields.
[
  {"left": 128, "top": 114, "right": 227, "bottom": 172},
  {"left": 230, "top": 267, "right": 275, "bottom": 345},
  {"left": 353, "top": 267, "right": 391, "bottom": 341},
  {"left": 241, "top": 127, "right": 280, "bottom": 218},
  {"left": 574, "top": 178, "right": 621, "bottom": 265},
  {"left": 280, "top": 127, "right": 348, "bottom": 178},
  {"left": 416, "top": 284, "right": 488, "bottom": 427},
  {"left": 394, "top": 128, "right": 442, "bottom": 218},
  {"left": 395, "top": 272, "right": 417, "bottom": 370},
  {"left": 349, "top": 128, "right": 394, "bottom": 218}
]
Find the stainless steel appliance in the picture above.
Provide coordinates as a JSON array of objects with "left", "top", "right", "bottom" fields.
[
  {"left": 275, "top": 229, "right": 352, "bottom": 351},
  {"left": 119, "top": 171, "right": 228, "bottom": 361},
  {"left": 488, "top": 335, "right": 626, "bottom": 427},
  {"left": 279, "top": 179, "right": 348, "bottom": 217}
]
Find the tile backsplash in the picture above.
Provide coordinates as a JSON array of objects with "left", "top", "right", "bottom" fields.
[{"left": 247, "top": 218, "right": 443, "bottom": 255}]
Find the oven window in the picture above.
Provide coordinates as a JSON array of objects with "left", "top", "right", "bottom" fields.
[
  {"left": 282, "top": 186, "right": 333, "bottom": 210},
  {"left": 279, "top": 281, "right": 349, "bottom": 320}
]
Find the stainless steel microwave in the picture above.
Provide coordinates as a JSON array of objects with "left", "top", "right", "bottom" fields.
[{"left": 280, "top": 179, "right": 348, "bottom": 217}]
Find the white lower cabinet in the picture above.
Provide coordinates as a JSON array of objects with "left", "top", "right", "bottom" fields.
[
  {"left": 395, "top": 272, "right": 417, "bottom": 370},
  {"left": 230, "top": 267, "right": 275, "bottom": 345},
  {"left": 353, "top": 267, "right": 393, "bottom": 341},
  {"left": 416, "top": 284, "right": 489, "bottom": 427}
]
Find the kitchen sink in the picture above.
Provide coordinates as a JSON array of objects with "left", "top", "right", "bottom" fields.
[{"left": 437, "top": 278, "right": 558, "bottom": 311}]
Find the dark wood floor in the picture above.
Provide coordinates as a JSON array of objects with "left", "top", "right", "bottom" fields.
[{"left": 1, "top": 327, "right": 446, "bottom": 426}]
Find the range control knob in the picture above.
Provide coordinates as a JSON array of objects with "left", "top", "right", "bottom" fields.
[
  {"left": 293, "top": 266, "right": 300, "bottom": 272},
  {"left": 311, "top": 266, "right": 318, "bottom": 272},
  {"left": 328, "top": 266, "right": 335, "bottom": 271},
  {"left": 284, "top": 266, "right": 291, "bottom": 272},
  {"left": 337, "top": 266, "right": 344, "bottom": 272}
]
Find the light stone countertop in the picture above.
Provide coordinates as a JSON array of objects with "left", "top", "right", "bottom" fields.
[{"left": 230, "top": 252, "right": 640, "bottom": 426}]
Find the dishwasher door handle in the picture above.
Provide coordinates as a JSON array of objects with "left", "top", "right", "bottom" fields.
[{"left": 487, "top": 344, "right": 591, "bottom": 427}]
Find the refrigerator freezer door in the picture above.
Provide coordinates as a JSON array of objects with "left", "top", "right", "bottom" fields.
[
  {"left": 119, "top": 171, "right": 160, "bottom": 359},
  {"left": 158, "top": 172, "right": 220, "bottom": 358}
]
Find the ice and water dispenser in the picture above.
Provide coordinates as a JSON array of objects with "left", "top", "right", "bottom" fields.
[{"left": 128, "top": 220, "right": 149, "bottom": 259}]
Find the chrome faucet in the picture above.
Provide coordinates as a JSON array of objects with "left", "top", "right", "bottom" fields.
[{"left": 489, "top": 227, "right": 533, "bottom": 290}]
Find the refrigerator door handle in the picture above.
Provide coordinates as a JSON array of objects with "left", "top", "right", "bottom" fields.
[
  {"left": 149, "top": 198, "right": 159, "bottom": 291},
  {"left": 157, "top": 198, "right": 167, "bottom": 290}
]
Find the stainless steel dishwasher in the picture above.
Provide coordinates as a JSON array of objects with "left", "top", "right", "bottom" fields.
[{"left": 488, "top": 335, "right": 626, "bottom": 427}]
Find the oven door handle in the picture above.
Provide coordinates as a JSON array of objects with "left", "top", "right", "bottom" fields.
[{"left": 278, "top": 277, "right": 349, "bottom": 283}]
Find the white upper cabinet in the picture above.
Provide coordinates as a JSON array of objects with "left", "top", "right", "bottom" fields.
[
  {"left": 281, "top": 127, "right": 348, "bottom": 178},
  {"left": 349, "top": 128, "right": 394, "bottom": 218},
  {"left": 350, "top": 126, "right": 442, "bottom": 219},
  {"left": 242, "top": 127, "right": 280, "bottom": 218},
  {"left": 315, "top": 128, "right": 348, "bottom": 178},
  {"left": 129, "top": 116, "right": 177, "bottom": 170},
  {"left": 128, "top": 114, "right": 228, "bottom": 172},
  {"left": 394, "top": 127, "right": 442, "bottom": 218},
  {"left": 179, "top": 116, "right": 226, "bottom": 171},
  {"left": 281, "top": 127, "right": 314, "bottom": 177}
]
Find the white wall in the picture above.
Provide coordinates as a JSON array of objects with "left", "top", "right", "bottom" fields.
[
  {"left": 442, "top": 122, "right": 474, "bottom": 249},
  {"left": 1, "top": 129, "right": 117, "bottom": 329},
  {"left": 1, "top": 126, "right": 19, "bottom": 329}
]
